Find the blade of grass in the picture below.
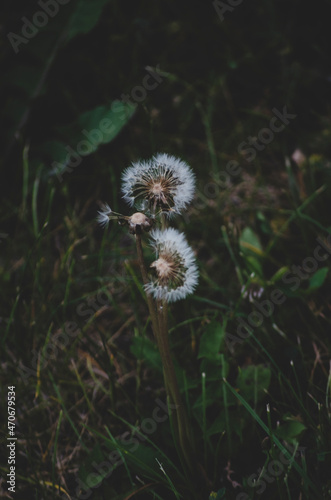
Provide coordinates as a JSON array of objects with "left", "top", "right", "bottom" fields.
[
  {"left": 155, "top": 458, "right": 183, "bottom": 500},
  {"left": 52, "top": 410, "right": 63, "bottom": 499},
  {"left": 84, "top": 424, "right": 165, "bottom": 483},
  {"left": 2, "top": 292, "right": 20, "bottom": 346},
  {"left": 71, "top": 359, "right": 94, "bottom": 414},
  {"left": 249, "top": 332, "right": 316, "bottom": 428},
  {"left": 106, "top": 410, "right": 186, "bottom": 483},
  {"left": 104, "top": 425, "right": 134, "bottom": 486},
  {"left": 223, "top": 378, "right": 320, "bottom": 496},
  {"left": 201, "top": 372, "right": 207, "bottom": 468},
  {"left": 220, "top": 354, "right": 231, "bottom": 455},
  {"left": 22, "top": 143, "right": 29, "bottom": 220},
  {"left": 221, "top": 225, "right": 244, "bottom": 285},
  {"left": 32, "top": 167, "right": 42, "bottom": 237},
  {"left": 48, "top": 371, "right": 89, "bottom": 452}
]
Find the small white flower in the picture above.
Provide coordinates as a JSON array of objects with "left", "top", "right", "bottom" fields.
[
  {"left": 121, "top": 153, "right": 195, "bottom": 217},
  {"left": 145, "top": 228, "right": 198, "bottom": 303}
]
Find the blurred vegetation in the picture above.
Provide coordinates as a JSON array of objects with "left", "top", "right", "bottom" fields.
[{"left": 1, "top": 0, "right": 331, "bottom": 498}]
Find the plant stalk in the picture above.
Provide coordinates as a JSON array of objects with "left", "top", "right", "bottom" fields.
[{"left": 135, "top": 233, "right": 159, "bottom": 337}]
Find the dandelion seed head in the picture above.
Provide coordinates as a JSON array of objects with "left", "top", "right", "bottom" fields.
[
  {"left": 144, "top": 228, "right": 198, "bottom": 302},
  {"left": 121, "top": 153, "right": 195, "bottom": 217}
]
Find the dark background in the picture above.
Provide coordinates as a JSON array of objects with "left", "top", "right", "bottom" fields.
[{"left": 1, "top": 1, "right": 331, "bottom": 499}]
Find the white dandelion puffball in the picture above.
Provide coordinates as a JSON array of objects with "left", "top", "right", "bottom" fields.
[
  {"left": 145, "top": 228, "right": 198, "bottom": 303},
  {"left": 121, "top": 153, "right": 195, "bottom": 216}
]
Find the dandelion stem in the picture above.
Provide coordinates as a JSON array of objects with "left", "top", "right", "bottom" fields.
[
  {"left": 136, "top": 233, "right": 194, "bottom": 472},
  {"left": 135, "top": 233, "right": 159, "bottom": 337},
  {"left": 155, "top": 298, "right": 199, "bottom": 480}
]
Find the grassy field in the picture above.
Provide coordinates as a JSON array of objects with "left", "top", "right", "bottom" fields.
[{"left": 1, "top": 1, "right": 331, "bottom": 498}]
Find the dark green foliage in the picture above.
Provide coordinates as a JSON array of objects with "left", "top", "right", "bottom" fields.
[{"left": 1, "top": 0, "right": 331, "bottom": 499}]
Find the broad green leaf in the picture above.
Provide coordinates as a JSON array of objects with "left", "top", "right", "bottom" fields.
[
  {"left": 236, "top": 365, "right": 271, "bottom": 402},
  {"left": 307, "top": 267, "right": 328, "bottom": 290},
  {"left": 207, "top": 409, "right": 246, "bottom": 441},
  {"left": 199, "top": 358, "right": 223, "bottom": 379},
  {"left": 239, "top": 227, "right": 263, "bottom": 254},
  {"left": 198, "top": 320, "right": 226, "bottom": 360},
  {"left": 44, "top": 101, "right": 135, "bottom": 177},
  {"left": 66, "top": 0, "right": 112, "bottom": 41},
  {"left": 130, "top": 337, "right": 162, "bottom": 373},
  {"left": 57, "top": 101, "right": 136, "bottom": 147},
  {"left": 274, "top": 420, "right": 307, "bottom": 442},
  {"left": 193, "top": 383, "right": 223, "bottom": 410}
]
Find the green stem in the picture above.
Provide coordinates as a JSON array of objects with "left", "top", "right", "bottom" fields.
[
  {"left": 135, "top": 233, "right": 159, "bottom": 338},
  {"left": 135, "top": 232, "right": 207, "bottom": 493},
  {"left": 156, "top": 299, "right": 197, "bottom": 479}
]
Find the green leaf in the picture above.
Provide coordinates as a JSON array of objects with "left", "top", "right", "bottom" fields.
[
  {"left": 307, "top": 267, "right": 328, "bottom": 290},
  {"left": 130, "top": 337, "right": 162, "bottom": 373},
  {"left": 274, "top": 420, "right": 307, "bottom": 442},
  {"left": 245, "top": 255, "right": 263, "bottom": 278},
  {"left": 207, "top": 409, "right": 244, "bottom": 438},
  {"left": 269, "top": 266, "right": 290, "bottom": 284},
  {"left": 198, "top": 319, "right": 226, "bottom": 360},
  {"left": 239, "top": 227, "right": 263, "bottom": 254},
  {"left": 57, "top": 101, "right": 136, "bottom": 148},
  {"left": 209, "top": 488, "right": 226, "bottom": 499},
  {"left": 236, "top": 365, "right": 271, "bottom": 402},
  {"left": 199, "top": 358, "right": 223, "bottom": 379},
  {"left": 79, "top": 443, "right": 106, "bottom": 489},
  {"left": 44, "top": 101, "right": 135, "bottom": 177},
  {"left": 239, "top": 227, "right": 264, "bottom": 278},
  {"left": 66, "top": 0, "right": 112, "bottom": 41}
]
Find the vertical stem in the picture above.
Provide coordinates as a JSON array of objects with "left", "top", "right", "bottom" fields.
[
  {"left": 135, "top": 233, "right": 159, "bottom": 338},
  {"left": 202, "top": 371, "right": 207, "bottom": 468},
  {"left": 221, "top": 353, "right": 231, "bottom": 455},
  {"left": 156, "top": 299, "right": 197, "bottom": 477},
  {"left": 135, "top": 231, "right": 204, "bottom": 489}
]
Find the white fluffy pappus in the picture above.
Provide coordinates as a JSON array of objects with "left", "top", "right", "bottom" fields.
[
  {"left": 97, "top": 203, "right": 112, "bottom": 227},
  {"left": 144, "top": 227, "right": 198, "bottom": 303},
  {"left": 121, "top": 153, "right": 195, "bottom": 217}
]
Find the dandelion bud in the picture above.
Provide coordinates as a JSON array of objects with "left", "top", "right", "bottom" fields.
[{"left": 128, "top": 212, "right": 154, "bottom": 234}]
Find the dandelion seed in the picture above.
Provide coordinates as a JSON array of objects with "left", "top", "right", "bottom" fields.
[
  {"left": 145, "top": 228, "right": 198, "bottom": 303},
  {"left": 97, "top": 203, "right": 113, "bottom": 227},
  {"left": 121, "top": 153, "right": 195, "bottom": 216}
]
